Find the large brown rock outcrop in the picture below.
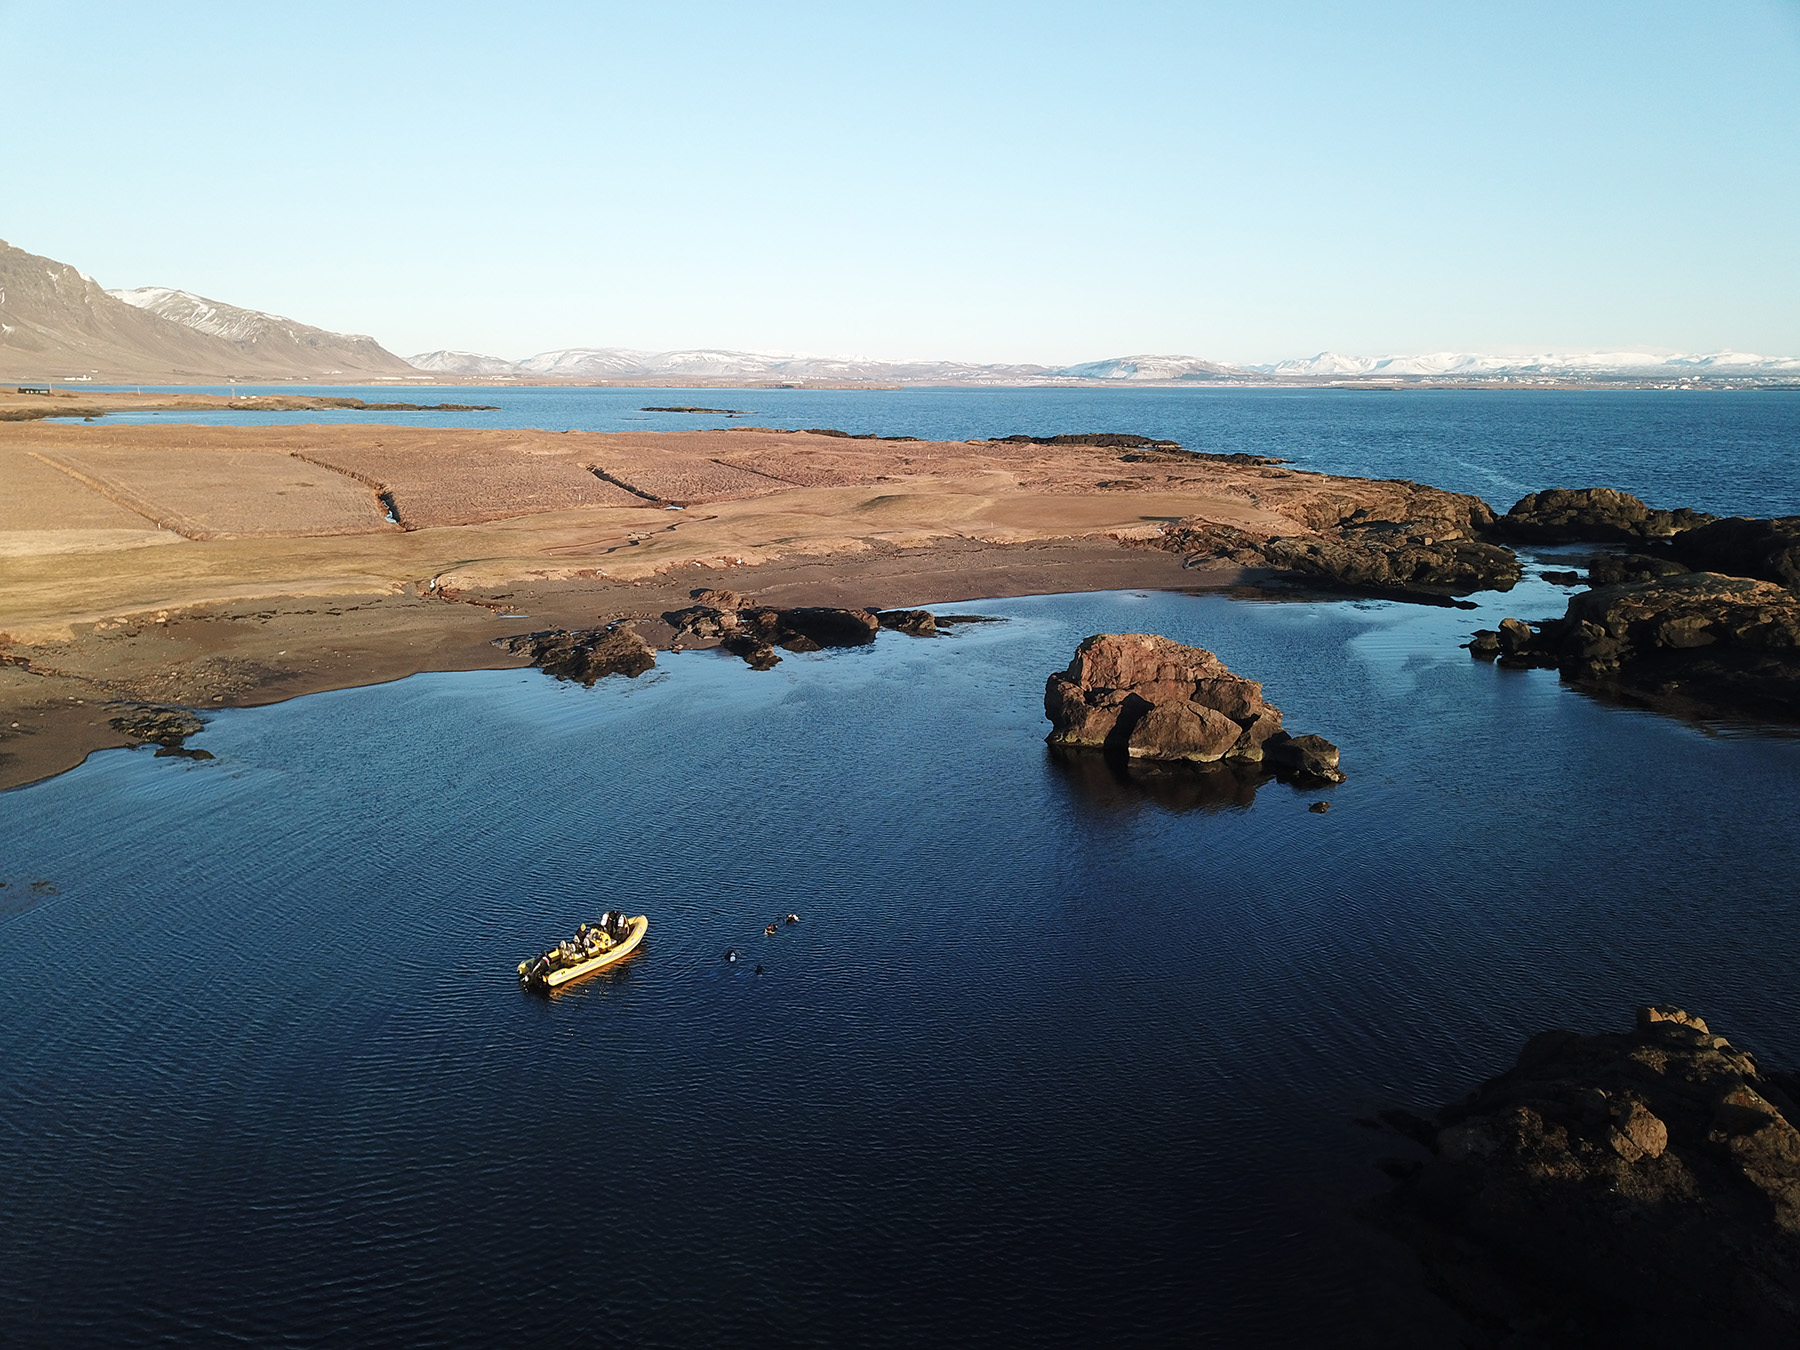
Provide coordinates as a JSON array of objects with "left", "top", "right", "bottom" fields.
[
  {"left": 1377, "top": 1006, "right": 1800, "bottom": 1346},
  {"left": 1158, "top": 480, "right": 1521, "bottom": 600},
  {"left": 1669, "top": 515, "right": 1800, "bottom": 591},
  {"left": 1491, "top": 487, "right": 1716, "bottom": 544},
  {"left": 1469, "top": 572, "right": 1800, "bottom": 721},
  {"left": 1043, "top": 633, "right": 1344, "bottom": 782}
]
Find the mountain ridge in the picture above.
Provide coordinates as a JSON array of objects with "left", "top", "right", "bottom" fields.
[{"left": 4, "top": 238, "right": 1794, "bottom": 386}]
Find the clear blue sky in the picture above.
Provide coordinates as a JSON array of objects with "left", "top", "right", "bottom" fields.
[{"left": 5, "top": 0, "right": 1797, "bottom": 363}]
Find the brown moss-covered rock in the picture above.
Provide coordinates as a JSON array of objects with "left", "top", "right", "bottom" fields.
[
  {"left": 1376, "top": 1006, "right": 1800, "bottom": 1346},
  {"left": 1043, "top": 633, "right": 1343, "bottom": 782}
]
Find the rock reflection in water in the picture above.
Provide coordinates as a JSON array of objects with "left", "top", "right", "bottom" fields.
[{"left": 1046, "top": 744, "right": 1275, "bottom": 813}]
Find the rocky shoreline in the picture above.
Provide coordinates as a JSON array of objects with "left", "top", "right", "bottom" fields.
[
  {"left": 1465, "top": 493, "right": 1800, "bottom": 722},
  {"left": 1374, "top": 1006, "right": 1800, "bottom": 1346}
]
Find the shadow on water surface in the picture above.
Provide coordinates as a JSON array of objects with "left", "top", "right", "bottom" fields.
[{"left": 1046, "top": 744, "right": 1326, "bottom": 814}]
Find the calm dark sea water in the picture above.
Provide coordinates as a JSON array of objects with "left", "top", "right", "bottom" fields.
[
  {"left": 7, "top": 392, "right": 1799, "bottom": 1345},
  {"left": 84, "top": 384, "right": 1800, "bottom": 516}
]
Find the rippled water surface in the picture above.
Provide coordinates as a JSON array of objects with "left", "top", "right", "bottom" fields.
[
  {"left": 5, "top": 581, "right": 1800, "bottom": 1346},
  {"left": 84, "top": 384, "right": 1800, "bottom": 516}
]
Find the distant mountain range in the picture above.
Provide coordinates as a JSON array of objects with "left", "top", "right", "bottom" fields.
[
  {"left": 3, "top": 237, "right": 1794, "bottom": 386},
  {"left": 407, "top": 345, "right": 1800, "bottom": 385}
]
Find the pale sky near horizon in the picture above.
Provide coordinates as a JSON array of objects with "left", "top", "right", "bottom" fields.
[{"left": 5, "top": 0, "right": 1798, "bottom": 364}]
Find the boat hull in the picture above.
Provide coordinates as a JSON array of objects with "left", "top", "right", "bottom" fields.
[{"left": 526, "top": 916, "right": 648, "bottom": 992}]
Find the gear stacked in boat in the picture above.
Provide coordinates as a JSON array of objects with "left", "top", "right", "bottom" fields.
[{"left": 517, "top": 910, "right": 648, "bottom": 991}]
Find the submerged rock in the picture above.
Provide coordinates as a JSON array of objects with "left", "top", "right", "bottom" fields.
[
  {"left": 497, "top": 623, "right": 656, "bottom": 684},
  {"left": 1375, "top": 1005, "right": 1800, "bottom": 1346},
  {"left": 1043, "top": 633, "right": 1344, "bottom": 783}
]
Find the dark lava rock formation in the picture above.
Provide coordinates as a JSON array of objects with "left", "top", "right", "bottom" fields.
[
  {"left": 1466, "top": 489, "right": 1800, "bottom": 722},
  {"left": 1044, "top": 633, "right": 1344, "bottom": 783},
  {"left": 665, "top": 589, "right": 895, "bottom": 669},
  {"left": 109, "top": 705, "right": 204, "bottom": 747},
  {"left": 1470, "top": 569, "right": 1800, "bottom": 721},
  {"left": 1160, "top": 482, "right": 1521, "bottom": 601},
  {"left": 991, "top": 431, "right": 1184, "bottom": 451},
  {"left": 1491, "top": 487, "right": 1716, "bottom": 544},
  {"left": 1375, "top": 1006, "right": 1800, "bottom": 1347},
  {"left": 876, "top": 608, "right": 938, "bottom": 636},
  {"left": 1670, "top": 515, "right": 1800, "bottom": 590},
  {"left": 497, "top": 623, "right": 656, "bottom": 684}
]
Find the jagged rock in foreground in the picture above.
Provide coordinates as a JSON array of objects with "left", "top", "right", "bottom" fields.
[
  {"left": 1376, "top": 1006, "right": 1800, "bottom": 1347},
  {"left": 1490, "top": 487, "right": 1717, "bottom": 544},
  {"left": 496, "top": 623, "right": 656, "bottom": 684},
  {"left": 1044, "top": 633, "right": 1344, "bottom": 782},
  {"left": 1469, "top": 572, "right": 1800, "bottom": 721}
]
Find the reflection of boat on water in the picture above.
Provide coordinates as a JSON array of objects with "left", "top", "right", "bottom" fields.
[{"left": 518, "top": 911, "right": 647, "bottom": 991}]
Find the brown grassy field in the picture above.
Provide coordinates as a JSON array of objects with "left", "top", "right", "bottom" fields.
[{"left": 0, "top": 417, "right": 1420, "bottom": 789}]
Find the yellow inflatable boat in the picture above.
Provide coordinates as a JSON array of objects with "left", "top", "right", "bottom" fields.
[{"left": 518, "top": 911, "right": 648, "bottom": 992}]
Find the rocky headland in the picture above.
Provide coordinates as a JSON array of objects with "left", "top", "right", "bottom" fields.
[
  {"left": 1044, "top": 633, "right": 1344, "bottom": 783},
  {"left": 1376, "top": 1006, "right": 1800, "bottom": 1346}
]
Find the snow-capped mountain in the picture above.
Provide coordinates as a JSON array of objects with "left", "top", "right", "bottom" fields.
[
  {"left": 1058, "top": 355, "right": 1245, "bottom": 381},
  {"left": 406, "top": 349, "right": 528, "bottom": 377},
  {"left": 110, "top": 286, "right": 413, "bottom": 375},
  {"left": 1260, "top": 350, "right": 1800, "bottom": 380},
  {"left": 401, "top": 343, "right": 1800, "bottom": 385}
]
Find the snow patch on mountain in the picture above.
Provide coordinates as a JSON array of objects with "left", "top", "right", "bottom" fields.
[
  {"left": 407, "top": 350, "right": 524, "bottom": 376},
  {"left": 1259, "top": 350, "right": 1800, "bottom": 378}
]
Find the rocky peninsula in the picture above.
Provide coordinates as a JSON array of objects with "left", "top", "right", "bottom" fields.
[{"left": 1376, "top": 1006, "right": 1800, "bottom": 1346}]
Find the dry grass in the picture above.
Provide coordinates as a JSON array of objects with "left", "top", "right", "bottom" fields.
[{"left": 29, "top": 447, "right": 392, "bottom": 538}]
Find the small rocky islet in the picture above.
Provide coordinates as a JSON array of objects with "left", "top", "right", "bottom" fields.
[
  {"left": 1374, "top": 1005, "right": 1800, "bottom": 1346},
  {"left": 1044, "top": 632, "right": 1344, "bottom": 784}
]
